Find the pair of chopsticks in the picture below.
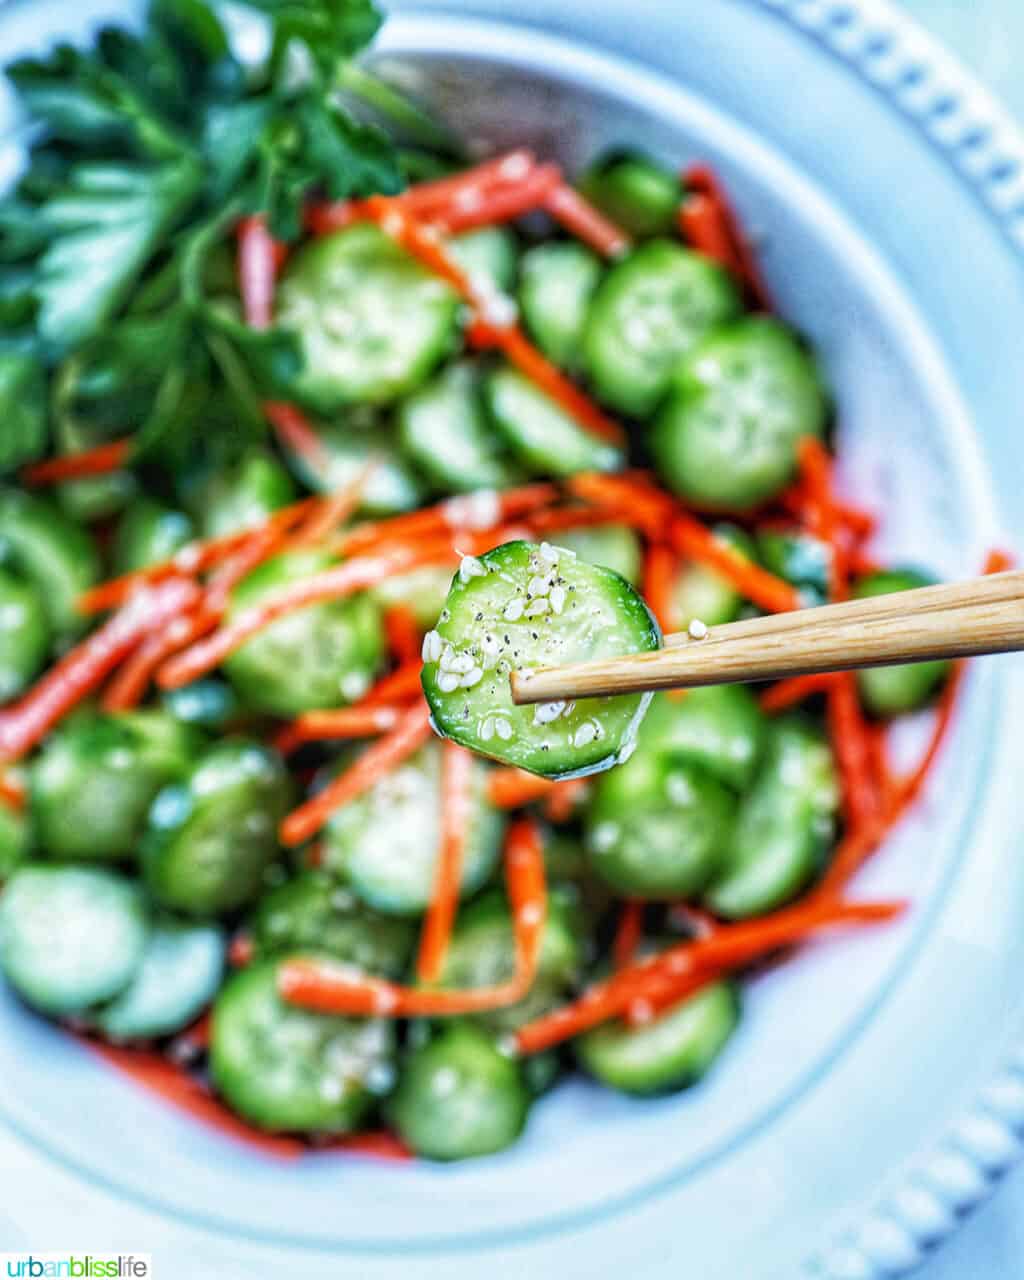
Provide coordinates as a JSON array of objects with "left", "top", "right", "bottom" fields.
[{"left": 510, "top": 569, "right": 1024, "bottom": 705}]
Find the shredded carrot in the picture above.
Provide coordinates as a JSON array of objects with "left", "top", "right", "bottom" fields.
[
  {"left": 890, "top": 660, "right": 965, "bottom": 817},
  {"left": 279, "top": 817, "right": 546, "bottom": 1016},
  {"left": 642, "top": 542, "right": 679, "bottom": 633},
  {"left": 543, "top": 777, "right": 588, "bottom": 823},
  {"left": 681, "top": 165, "right": 773, "bottom": 311},
  {"left": 613, "top": 900, "right": 644, "bottom": 969},
  {"left": 416, "top": 742, "right": 474, "bottom": 983},
  {"left": 155, "top": 541, "right": 458, "bottom": 691},
  {"left": 100, "top": 611, "right": 215, "bottom": 712},
  {"left": 984, "top": 549, "right": 1015, "bottom": 574},
  {"left": 866, "top": 721, "right": 899, "bottom": 813},
  {"left": 237, "top": 215, "right": 281, "bottom": 330},
  {"left": 228, "top": 934, "right": 254, "bottom": 967},
  {"left": 284, "top": 460, "right": 376, "bottom": 551},
  {"left": 470, "top": 322, "right": 626, "bottom": 447},
  {"left": 0, "top": 772, "right": 25, "bottom": 811},
  {"left": 279, "top": 703, "right": 432, "bottom": 847},
  {"left": 77, "top": 498, "right": 321, "bottom": 615},
  {"left": 525, "top": 504, "right": 633, "bottom": 537},
  {"left": 22, "top": 438, "right": 133, "bottom": 486},
  {"left": 264, "top": 401, "right": 330, "bottom": 468},
  {"left": 797, "top": 437, "right": 846, "bottom": 600},
  {"left": 383, "top": 604, "right": 422, "bottom": 666},
  {"left": 325, "top": 1130, "right": 413, "bottom": 1161},
  {"left": 274, "top": 704, "right": 403, "bottom": 755},
  {"left": 487, "top": 768, "right": 558, "bottom": 809},
  {"left": 0, "top": 577, "right": 200, "bottom": 764},
  {"left": 515, "top": 897, "right": 905, "bottom": 1054},
  {"left": 435, "top": 163, "right": 562, "bottom": 233},
  {"left": 779, "top": 485, "right": 876, "bottom": 541},
  {"left": 827, "top": 673, "right": 878, "bottom": 830},
  {"left": 543, "top": 182, "right": 632, "bottom": 258},
  {"left": 356, "top": 660, "right": 425, "bottom": 709},
  {"left": 760, "top": 672, "right": 838, "bottom": 713}
]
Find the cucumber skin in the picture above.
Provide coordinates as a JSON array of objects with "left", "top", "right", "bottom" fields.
[{"left": 853, "top": 569, "right": 949, "bottom": 716}]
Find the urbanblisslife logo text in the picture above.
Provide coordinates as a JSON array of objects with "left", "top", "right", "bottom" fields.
[{"left": 2, "top": 1257, "right": 150, "bottom": 1278}]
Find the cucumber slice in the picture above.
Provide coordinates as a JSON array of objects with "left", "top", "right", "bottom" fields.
[
  {"left": 0, "top": 801, "right": 30, "bottom": 882},
  {"left": 421, "top": 540, "right": 659, "bottom": 778},
  {"left": 0, "top": 566, "right": 50, "bottom": 702},
  {"left": 277, "top": 224, "right": 460, "bottom": 410},
  {"left": 576, "top": 981, "right": 738, "bottom": 1096},
  {"left": 398, "top": 361, "right": 521, "bottom": 493},
  {"left": 113, "top": 498, "right": 194, "bottom": 575},
  {"left": 585, "top": 749, "right": 735, "bottom": 898},
  {"left": 483, "top": 366, "right": 622, "bottom": 477},
  {"left": 142, "top": 740, "right": 291, "bottom": 917},
  {"left": 161, "top": 678, "right": 240, "bottom": 732},
  {"left": 0, "top": 865, "right": 149, "bottom": 1016},
  {"left": 372, "top": 562, "right": 456, "bottom": 629},
  {"left": 671, "top": 524, "right": 757, "bottom": 628},
  {"left": 757, "top": 529, "right": 831, "bottom": 608},
  {"left": 250, "top": 871, "right": 415, "bottom": 978},
  {"left": 30, "top": 710, "right": 203, "bottom": 862},
  {"left": 519, "top": 241, "right": 602, "bottom": 368},
  {"left": 583, "top": 240, "right": 742, "bottom": 417},
  {"left": 388, "top": 1022, "right": 530, "bottom": 1160},
  {"left": 853, "top": 569, "right": 950, "bottom": 716},
  {"left": 0, "top": 489, "right": 100, "bottom": 636},
  {"left": 279, "top": 414, "right": 425, "bottom": 515},
  {"left": 643, "top": 685, "right": 767, "bottom": 792},
  {"left": 193, "top": 448, "right": 295, "bottom": 540},
  {"left": 653, "top": 317, "right": 828, "bottom": 510},
  {"left": 224, "top": 549, "right": 384, "bottom": 716},
  {"left": 446, "top": 226, "right": 518, "bottom": 293},
  {"left": 210, "top": 958, "right": 395, "bottom": 1133},
  {"left": 95, "top": 918, "right": 225, "bottom": 1041},
  {"left": 705, "top": 718, "right": 839, "bottom": 918},
  {"left": 551, "top": 524, "right": 642, "bottom": 585},
  {"left": 322, "top": 740, "right": 503, "bottom": 916},
  {"left": 578, "top": 152, "right": 681, "bottom": 238}
]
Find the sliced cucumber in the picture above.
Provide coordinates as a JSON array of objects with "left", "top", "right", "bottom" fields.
[
  {"left": 576, "top": 980, "right": 738, "bottom": 1096},
  {"left": 30, "top": 710, "right": 203, "bottom": 862},
  {"left": 671, "top": 524, "right": 757, "bottom": 628},
  {"left": 224, "top": 549, "right": 384, "bottom": 717},
  {"left": 113, "top": 498, "right": 194, "bottom": 575},
  {"left": 853, "top": 569, "right": 950, "bottom": 716},
  {"left": 0, "top": 566, "right": 49, "bottom": 703},
  {"left": 0, "top": 489, "right": 100, "bottom": 636},
  {"left": 372, "top": 562, "right": 456, "bottom": 630},
  {"left": 446, "top": 226, "right": 518, "bottom": 293},
  {"left": 757, "top": 529, "right": 831, "bottom": 608},
  {"left": 583, "top": 240, "right": 742, "bottom": 417},
  {"left": 388, "top": 1022, "right": 530, "bottom": 1160},
  {"left": 643, "top": 685, "right": 767, "bottom": 792},
  {"left": 95, "top": 918, "right": 225, "bottom": 1041},
  {"left": 210, "top": 958, "right": 395, "bottom": 1133},
  {"left": 421, "top": 540, "right": 659, "bottom": 778},
  {"left": 585, "top": 749, "right": 735, "bottom": 898},
  {"left": 578, "top": 152, "right": 681, "bottom": 238},
  {"left": 194, "top": 448, "right": 295, "bottom": 540},
  {"left": 653, "top": 317, "right": 828, "bottom": 510},
  {"left": 0, "top": 865, "right": 149, "bottom": 1016},
  {"left": 519, "top": 241, "right": 602, "bottom": 368},
  {"left": 279, "top": 413, "right": 425, "bottom": 515},
  {"left": 161, "top": 678, "right": 240, "bottom": 732},
  {"left": 705, "top": 717, "right": 839, "bottom": 918},
  {"left": 277, "top": 224, "right": 460, "bottom": 410},
  {"left": 398, "top": 360, "right": 521, "bottom": 493},
  {"left": 483, "top": 365, "right": 622, "bottom": 477},
  {"left": 0, "top": 801, "right": 30, "bottom": 882},
  {"left": 250, "top": 871, "right": 415, "bottom": 978},
  {"left": 142, "top": 740, "right": 291, "bottom": 917},
  {"left": 323, "top": 740, "right": 503, "bottom": 916},
  {"left": 553, "top": 524, "right": 642, "bottom": 586}
]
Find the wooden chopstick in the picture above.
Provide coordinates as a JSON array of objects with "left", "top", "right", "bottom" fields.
[{"left": 510, "top": 571, "right": 1024, "bottom": 704}]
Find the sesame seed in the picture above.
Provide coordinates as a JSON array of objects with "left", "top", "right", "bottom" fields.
[
  {"left": 437, "top": 672, "right": 459, "bottom": 693},
  {"left": 503, "top": 598, "right": 524, "bottom": 621},
  {"left": 459, "top": 554, "right": 486, "bottom": 583},
  {"left": 493, "top": 716, "right": 513, "bottom": 741},
  {"left": 525, "top": 598, "right": 550, "bottom": 617},
  {"left": 534, "top": 700, "right": 566, "bottom": 725},
  {"left": 421, "top": 629, "right": 443, "bottom": 662},
  {"left": 460, "top": 666, "right": 483, "bottom": 688},
  {"left": 688, "top": 617, "right": 708, "bottom": 640},
  {"left": 549, "top": 585, "right": 567, "bottom": 614}
]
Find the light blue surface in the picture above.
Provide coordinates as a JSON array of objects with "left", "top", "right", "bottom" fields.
[{"left": 0, "top": 1, "right": 1023, "bottom": 1276}]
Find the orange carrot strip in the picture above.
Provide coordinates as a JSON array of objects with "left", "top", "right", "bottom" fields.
[
  {"left": 828, "top": 673, "right": 877, "bottom": 830},
  {"left": 155, "top": 541, "right": 457, "bottom": 691},
  {"left": 417, "top": 742, "right": 475, "bottom": 982},
  {"left": 279, "top": 818, "right": 546, "bottom": 1016},
  {"left": 228, "top": 934, "right": 254, "bottom": 967},
  {"left": 487, "top": 768, "right": 557, "bottom": 809},
  {"left": 325, "top": 1130, "right": 413, "bottom": 1161},
  {"left": 274, "top": 704, "right": 403, "bottom": 755},
  {"left": 470, "top": 322, "right": 626, "bottom": 447},
  {"left": 984, "top": 549, "right": 1015, "bottom": 574},
  {"left": 544, "top": 777, "right": 587, "bottom": 823},
  {"left": 642, "top": 542, "right": 678, "bottom": 633},
  {"left": 890, "top": 660, "right": 965, "bottom": 816},
  {"left": 22, "top": 438, "right": 133, "bottom": 486},
  {"left": 613, "top": 900, "right": 644, "bottom": 969},
  {"left": 284, "top": 460, "right": 376, "bottom": 552},
  {"left": 357, "top": 660, "right": 425, "bottom": 708},
  {"left": 383, "top": 604, "right": 421, "bottom": 666},
  {"left": 435, "top": 163, "right": 563, "bottom": 233},
  {"left": 797, "top": 436, "right": 846, "bottom": 600},
  {"left": 100, "top": 611, "right": 216, "bottom": 711},
  {"left": 683, "top": 165, "right": 773, "bottom": 311},
  {"left": 264, "top": 401, "right": 330, "bottom": 468},
  {"left": 543, "top": 181, "right": 632, "bottom": 258},
  {"left": 760, "top": 672, "right": 838, "bottom": 713},
  {"left": 279, "top": 703, "right": 432, "bottom": 847},
  {"left": 0, "top": 577, "right": 200, "bottom": 764},
  {"left": 0, "top": 772, "right": 25, "bottom": 810},
  {"left": 515, "top": 897, "right": 905, "bottom": 1054},
  {"left": 237, "top": 215, "right": 281, "bottom": 330}
]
